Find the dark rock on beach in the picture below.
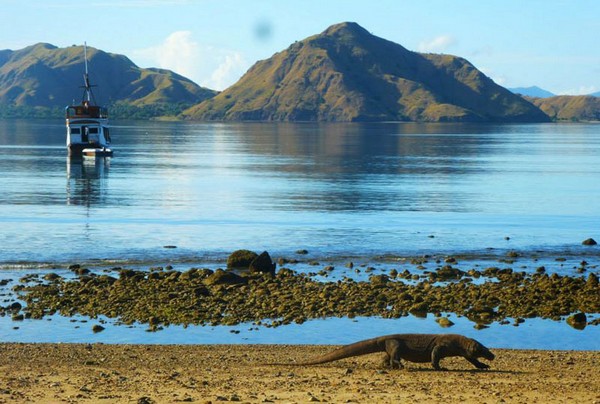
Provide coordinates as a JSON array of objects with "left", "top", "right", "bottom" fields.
[
  {"left": 203, "top": 269, "right": 247, "bottom": 286},
  {"left": 227, "top": 249, "right": 259, "bottom": 269},
  {"left": 582, "top": 238, "right": 597, "bottom": 246},
  {"left": 566, "top": 312, "right": 587, "bottom": 329},
  {"left": 249, "top": 251, "right": 276, "bottom": 275}
]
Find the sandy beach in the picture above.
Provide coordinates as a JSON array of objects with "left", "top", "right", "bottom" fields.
[{"left": 0, "top": 343, "right": 598, "bottom": 403}]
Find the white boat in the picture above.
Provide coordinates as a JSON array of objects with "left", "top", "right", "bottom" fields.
[{"left": 65, "top": 43, "right": 112, "bottom": 157}]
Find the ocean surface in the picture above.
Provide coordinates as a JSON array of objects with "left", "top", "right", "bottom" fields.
[{"left": 1, "top": 119, "right": 599, "bottom": 349}]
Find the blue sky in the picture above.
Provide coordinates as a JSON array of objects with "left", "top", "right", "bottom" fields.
[{"left": 2, "top": 0, "right": 599, "bottom": 94}]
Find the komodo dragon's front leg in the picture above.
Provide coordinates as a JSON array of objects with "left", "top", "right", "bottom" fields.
[
  {"left": 466, "top": 357, "right": 491, "bottom": 369},
  {"left": 432, "top": 343, "right": 492, "bottom": 370}
]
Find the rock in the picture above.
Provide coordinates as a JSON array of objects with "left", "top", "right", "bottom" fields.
[
  {"left": 435, "top": 317, "right": 455, "bottom": 327},
  {"left": 409, "top": 302, "right": 429, "bottom": 317},
  {"left": 582, "top": 238, "right": 597, "bottom": 246},
  {"left": 119, "top": 269, "right": 138, "bottom": 279},
  {"left": 369, "top": 274, "right": 390, "bottom": 285},
  {"left": 249, "top": 251, "right": 276, "bottom": 275},
  {"left": 11, "top": 313, "right": 24, "bottom": 321},
  {"left": 295, "top": 249, "right": 308, "bottom": 255},
  {"left": 566, "top": 312, "right": 587, "bottom": 329},
  {"left": 43, "top": 273, "right": 61, "bottom": 282},
  {"left": 204, "top": 269, "right": 247, "bottom": 286},
  {"left": 434, "top": 265, "right": 465, "bottom": 280},
  {"left": 227, "top": 249, "right": 259, "bottom": 269},
  {"left": 92, "top": 324, "right": 105, "bottom": 333}
]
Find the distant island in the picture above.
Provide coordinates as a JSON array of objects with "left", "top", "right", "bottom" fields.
[
  {"left": 1, "top": 24, "right": 598, "bottom": 122},
  {"left": 508, "top": 86, "right": 555, "bottom": 98},
  {"left": 526, "top": 95, "right": 600, "bottom": 121},
  {"left": 0, "top": 43, "right": 216, "bottom": 119},
  {"left": 182, "top": 22, "right": 549, "bottom": 123}
]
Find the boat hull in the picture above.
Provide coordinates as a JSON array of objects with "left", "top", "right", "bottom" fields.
[{"left": 66, "top": 115, "right": 111, "bottom": 156}]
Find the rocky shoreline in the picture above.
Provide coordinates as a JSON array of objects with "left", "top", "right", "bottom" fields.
[{"left": 3, "top": 250, "right": 599, "bottom": 332}]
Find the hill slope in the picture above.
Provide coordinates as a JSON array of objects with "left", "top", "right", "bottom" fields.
[
  {"left": 183, "top": 22, "right": 549, "bottom": 122},
  {"left": 527, "top": 95, "right": 600, "bottom": 121},
  {"left": 0, "top": 43, "right": 216, "bottom": 108}
]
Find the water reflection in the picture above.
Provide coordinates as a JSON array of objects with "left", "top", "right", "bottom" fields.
[
  {"left": 1, "top": 120, "right": 599, "bottom": 264},
  {"left": 216, "top": 123, "right": 497, "bottom": 212},
  {"left": 66, "top": 157, "right": 110, "bottom": 207}
]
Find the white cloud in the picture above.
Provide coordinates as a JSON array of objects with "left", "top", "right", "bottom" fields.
[
  {"left": 557, "top": 85, "right": 598, "bottom": 96},
  {"left": 134, "top": 31, "right": 249, "bottom": 91},
  {"left": 209, "top": 52, "right": 246, "bottom": 92},
  {"left": 479, "top": 67, "right": 507, "bottom": 86},
  {"left": 418, "top": 35, "right": 457, "bottom": 53}
]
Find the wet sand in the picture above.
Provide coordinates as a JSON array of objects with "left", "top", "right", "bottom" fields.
[{"left": 0, "top": 343, "right": 598, "bottom": 403}]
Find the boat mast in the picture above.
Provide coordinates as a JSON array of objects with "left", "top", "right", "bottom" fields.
[{"left": 81, "top": 42, "right": 97, "bottom": 105}]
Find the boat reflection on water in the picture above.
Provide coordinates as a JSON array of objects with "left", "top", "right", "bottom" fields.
[{"left": 66, "top": 156, "right": 110, "bottom": 207}]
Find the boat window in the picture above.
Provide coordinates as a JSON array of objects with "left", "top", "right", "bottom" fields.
[
  {"left": 70, "top": 127, "right": 81, "bottom": 134},
  {"left": 104, "top": 127, "right": 111, "bottom": 143},
  {"left": 89, "top": 127, "right": 99, "bottom": 134}
]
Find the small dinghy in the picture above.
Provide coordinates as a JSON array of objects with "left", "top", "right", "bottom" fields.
[{"left": 82, "top": 147, "right": 113, "bottom": 158}]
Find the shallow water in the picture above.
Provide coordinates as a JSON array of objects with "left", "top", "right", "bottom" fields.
[
  {"left": 2, "top": 312, "right": 599, "bottom": 350},
  {"left": 0, "top": 261, "right": 598, "bottom": 350},
  {"left": 0, "top": 119, "right": 599, "bottom": 348}
]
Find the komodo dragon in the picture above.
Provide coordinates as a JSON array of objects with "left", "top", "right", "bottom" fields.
[{"left": 274, "top": 333, "right": 495, "bottom": 370}]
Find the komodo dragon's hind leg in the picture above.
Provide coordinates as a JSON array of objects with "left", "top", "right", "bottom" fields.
[
  {"left": 431, "top": 346, "right": 448, "bottom": 370},
  {"left": 384, "top": 339, "right": 403, "bottom": 369}
]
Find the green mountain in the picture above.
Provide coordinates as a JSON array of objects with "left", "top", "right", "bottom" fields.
[
  {"left": 526, "top": 95, "right": 600, "bottom": 121},
  {"left": 0, "top": 43, "right": 216, "bottom": 109},
  {"left": 183, "top": 22, "right": 549, "bottom": 122}
]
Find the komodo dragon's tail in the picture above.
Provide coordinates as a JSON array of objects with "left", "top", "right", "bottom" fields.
[{"left": 267, "top": 336, "right": 385, "bottom": 366}]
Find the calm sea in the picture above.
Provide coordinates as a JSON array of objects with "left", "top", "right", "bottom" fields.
[{"left": 0, "top": 119, "right": 599, "bottom": 349}]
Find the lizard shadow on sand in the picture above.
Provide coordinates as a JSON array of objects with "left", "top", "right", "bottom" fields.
[{"left": 404, "top": 368, "right": 526, "bottom": 375}]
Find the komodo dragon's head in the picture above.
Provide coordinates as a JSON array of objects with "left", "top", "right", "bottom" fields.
[{"left": 467, "top": 338, "right": 495, "bottom": 361}]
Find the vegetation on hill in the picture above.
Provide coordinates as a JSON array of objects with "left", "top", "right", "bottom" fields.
[
  {"left": 0, "top": 43, "right": 216, "bottom": 118},
  {"left": 0, "top": 102, "right": 197, "bottom": 120},
  {"left": 183, "top": 22, "right": 549, "bottom": 123},
  {"left": 526, "top": 95, "right": 600, "bottom": 121},
  {"left": 2, "top": 35, "right": 596, "bottom": 122}
]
